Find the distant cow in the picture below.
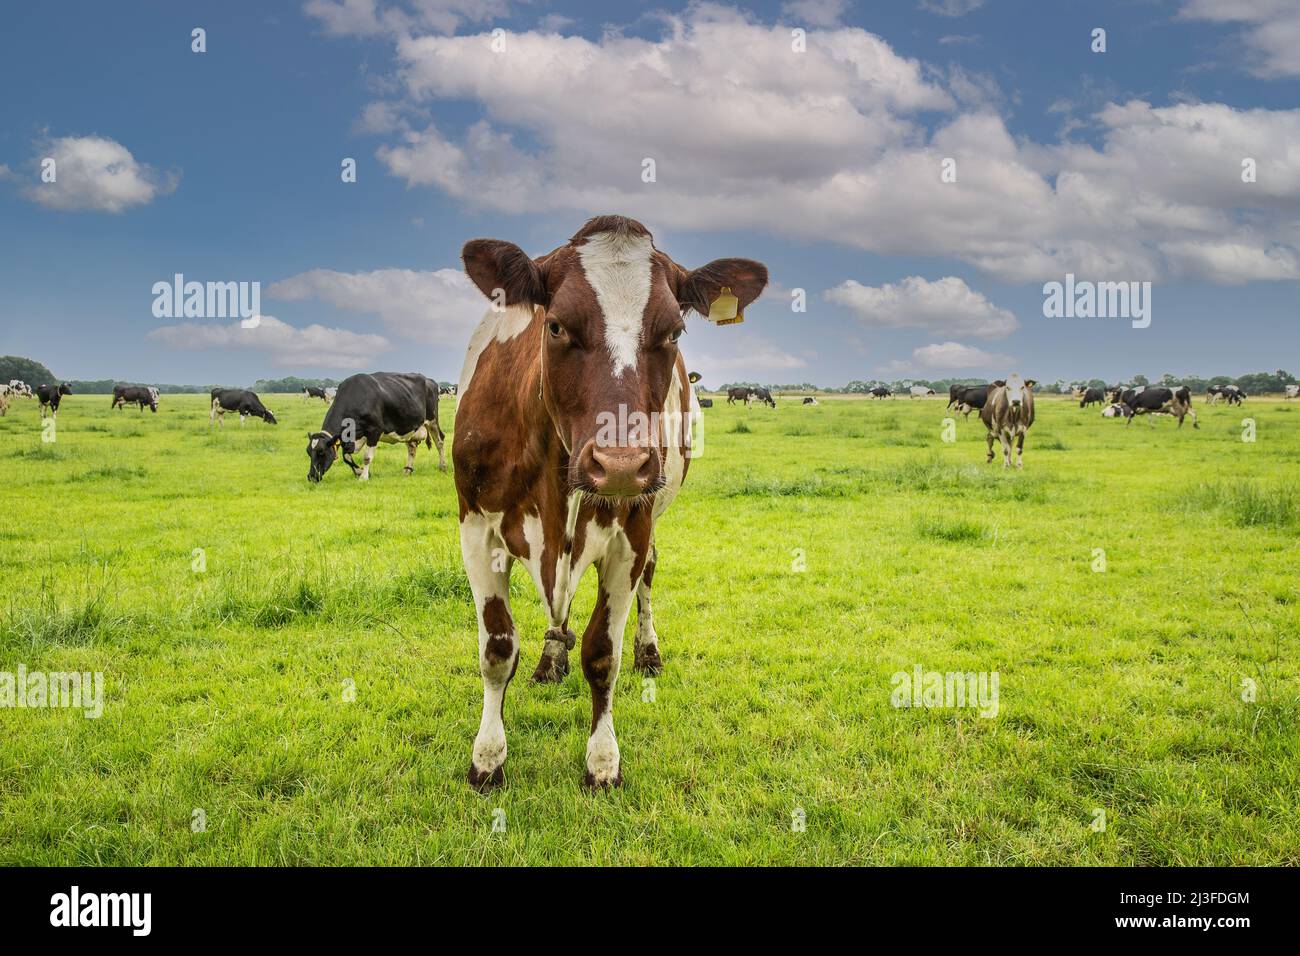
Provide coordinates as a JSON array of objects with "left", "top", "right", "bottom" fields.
[
  {"left": 869, "top": 386, "right": 892, "bottom": 400},
  {"left": 439, "top": 384, "right": 458, "bottom": 396},
  {"left": 307, "top": 372, "right": 446, "bottom": 481},
  {"left": 909, "top": 385, "right": 935, "bottom": 398},
  {"left": 726, "top": 387, "right": 752, "bottom": 406},
  {"left": 751, "top": 386, "right": 776, "bottom": 408},
  {"left": 980, "top": 375, "right": 1036, "bottom": 468},
  {"left": 302, "top": 386, "right": 329, "bottom": 402},
  {"left": 1101, "top": 403, "right": 1129, "bottom": 419},
  {"left": 951, "top": 384, "right": 991, "bottom": 418},
  {"left": 802, "top": 396, "right": 818, "bottom": 405},
  {"left": 698, "top": 397, "right": 714, "bottom": 408},
  {"left": 1286, "top": 384, "right": 1300, "bottom": 400},
  {"left": 210, "top": 388, "right": 278, "bottom": 427},
  {"left": 1107, "top": 384, "right": 1147, "bottom": 406},
  {"left": 1122, "top": 386, "right": 1198, "bottom": 428},
  {"left": 111, "top": 384, "right": 158, "bottom": 412},
  {"left": 1079, "top": 387, "right": 1105, "bottom": 408},
  {"left": 1207, "top": 384, "right": 1243, "bottom": 405},
  {"left": 37, "top": 383, "right": 71, "bottom": 418},
  {"left": 8, "top": 380, "right": 33, "bottom": 397}
]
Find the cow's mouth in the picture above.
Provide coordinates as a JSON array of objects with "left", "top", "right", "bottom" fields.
[{"left": 572, "top": 474, "right": 667, "bottom": 508}]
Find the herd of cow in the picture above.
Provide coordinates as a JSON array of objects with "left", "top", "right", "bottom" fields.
[{"left": 4, "top": 214, "right": 1295, "bottom": 791}]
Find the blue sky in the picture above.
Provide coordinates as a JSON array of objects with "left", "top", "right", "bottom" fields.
[{"left": 1, "top": 0, "right": 1297, "bottom": 387}]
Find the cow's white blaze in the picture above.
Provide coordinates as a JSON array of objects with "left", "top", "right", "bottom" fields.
[{"left": 577, "top": 231, "right": 654, "bottom": 377}]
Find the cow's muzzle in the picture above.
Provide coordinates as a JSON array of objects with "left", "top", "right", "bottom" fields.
[{"left": 575, "top": 440, "right": 661, "bottom": 499}]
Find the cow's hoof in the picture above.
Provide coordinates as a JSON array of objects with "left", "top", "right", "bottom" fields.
[
  {"left": 468, "top": 763, "right": 505, "bottom": 792},
  {"left": 403, "top": 466, "right": 414, "bottom": 475},
  {"left": 634, "top": 645, "right": 663, "bottom": 676},
  {"left": 531, "top": 645, "right": 570, "bottom": 683},
  {"left": 583, "top": 768, "right": 623, "bottom": 790}
]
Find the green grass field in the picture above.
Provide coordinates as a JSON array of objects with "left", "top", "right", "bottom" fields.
[{"left": 1, "top": 390, "right": 1296, "bottom": 865}]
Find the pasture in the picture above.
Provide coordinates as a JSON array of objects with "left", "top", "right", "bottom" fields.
[{"left": 1, "top": 390, "right": 1296, "bottom": 865}]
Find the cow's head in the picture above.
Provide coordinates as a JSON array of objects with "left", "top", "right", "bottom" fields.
[
  {"left": 994, "top": 374, "right": 1036, "bottom": 410},
  {"left": 263, "top": 408, "right": 278, "bottom": 425},
  {"left": 59, "top": 383, "right": 72, "bottom": 396},
  {"left": 462, "top": 215, "right": 767, "bottom": 501},
  {"left": 306, "top": 431, "right": 338, "bottom": 482}
]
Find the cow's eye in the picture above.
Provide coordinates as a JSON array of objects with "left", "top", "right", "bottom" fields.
[
  {"left": 547, "top": 320, "right": 563, "bottom": 338},
  {"left": 668, "top": 327, "right": 683, "bottom": 344}
]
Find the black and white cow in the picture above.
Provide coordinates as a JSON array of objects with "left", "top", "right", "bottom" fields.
[
  {"left": 1286, "top": 384, "right": 1300, "bottom": 400},
  {"left": 1101, "top": 403, "right": 1129, "bottom": 419},
  {"left": 951, "top": 384, "right": 991, "bottom": 418},
  {"left": 802, "top": 396, "right": 818, "bottom": 405},
  {"left": 37, "top": 383, "right": 71, "bottom": 418},
  {"left": 1122, "top": 386, "right": 1198, "bottom": 428},
  {"left": 1079, "top": 387, "right": 1105, "bottom": 408},
  {"left": 210, "top": 388, "right": 278, "bottom": 427},
  {"left": 8, "top": 380, "right": 33, "bottom": 398},
  {"left": 302, "top": 386, "right": 330, "bottom": 403},
  {"left": 751, "top": 386, "right": 777, "bottom": 408},
  {"left": 909, "top": 386, "right": 935, "bottom": 398},
  {"left": 439, "top": 383, "right": 458, "bottom": 396},
  {"left": 306, "top": 372, "right": 446, "bottom": 481},
  {"left": 111, "top": 384, "right": 158, "bottom": 412},
  {"left": 726, "top": 387, "right": 752, "bottom": 405},
  {"left": 869, "top": 386, "right": 893, "bottom": 400}
]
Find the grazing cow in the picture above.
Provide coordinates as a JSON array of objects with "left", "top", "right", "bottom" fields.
[
  {"left": 1222, "top": 385, "right": 1246, "bottom": 406},
  {"left": 8, "top": 380, "right": 33, "bottom": 397},
  {"left": 453, "top": 214, "right": 767, "bottom": 789},
  {"left": 1123, "top": 386, "right": 1198, "bottom": 428},
  {"left": 751, "top": 386, "right": 777, "bottom": 408},
  {"left": 802, "top": 396, "right": 818, "bottom": 405},
  {"left": 210, "top": 388, "right": 278, "bottom": 427},
  {"left": 726, "top": 386, "right": 752, "bottom": 406},
  {"left": 1079, "top": 387, "right": 1105, "bottom": 408},
  {"left": 869, "top": 386, "right": 893, "bottom": 399},
  {"left": 306, "top": 372, "right": 445, "bottom": 481},
  {"left": 37, "top": 383, "right": 71, "bottom": 418},
  {"left": 980, "top": 375, "right": 1037, "bottom": 468},
  {"left": 302, "top": 386, "right": 329, "bottom": 402},
  {"left": 111, "top": 384, "right": 158, "bottom": 412},
  {"left": 1286, "top": 384, "right": 1300, "bottom": 400},
  {"left": 951, "top": 384, "right": 991, "bottom": 418},
  {"left": 909, "top": 385, "right": 935, "bottom": 398},
  {"left": 1101, "top": 403, "right": 1129, "bottom": 419}
]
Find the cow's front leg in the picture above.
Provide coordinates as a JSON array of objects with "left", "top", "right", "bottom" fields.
[
  {"left": 582, "top": 549, "right": 640, "bottom": 788},
  {"left": 1015, "top": 431, "right": 1025, "bottom": 469},
  {"left": 634, "top": 542, "right": 662, "bottom": 675},
  {"left": 985, "top": 430, "right": 995, "bottom": 463},
  {"left": 1000, "top": 430, "right": 1012, "bottom": 468},
  {"left": 461, "top": 516, "right": 518, "bottom": 791},
  {"left": 358, "top": 445, "right": 376, "bottom": 480},
  {"left": 404, "top": 440, "right": 418, "bottom": 474}
]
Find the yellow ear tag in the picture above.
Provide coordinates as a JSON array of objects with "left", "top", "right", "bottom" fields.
[{"left": 707, "top": 286, "right": 743, "bottom": 325}]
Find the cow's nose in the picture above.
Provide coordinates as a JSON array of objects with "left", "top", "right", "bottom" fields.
[{"left": 580, "top": 441, "right": 657, "bottom": 496}]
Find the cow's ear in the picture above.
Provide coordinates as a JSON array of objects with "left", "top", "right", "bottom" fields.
[
  {"left": 461, "top": 239, "right": 548, "bottom": 307},
  {"left": 672, "top": 257, "right": 768, "bottom": 316},
  {"left": 993, "top": 380, "right": 1007, "bottom": 387},
  {"left": 1025, "top": 379, "right": 1038, "bottom": 389}
]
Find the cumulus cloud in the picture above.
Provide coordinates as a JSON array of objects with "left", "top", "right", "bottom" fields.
[
  {"left": 22, "top": 135, "right": 177, "bottom": 213},
  {"left": 875, "top": 341, "right": 1014, "bottom": 376},
  {"left": 266, "top": 267, "right": 485, "bottom": 345},
  {"left": 149, "top": 315, "right": 389, "bottom": 368},
  {"left": 825, "top": 275, "right": 1018, "bottom": 338},
  {"left": 338, "top": 6, "right": 1300, "bottom": 285},
  {"left": 1181, "top": 0, "right": 1300, "bottom": 79}
]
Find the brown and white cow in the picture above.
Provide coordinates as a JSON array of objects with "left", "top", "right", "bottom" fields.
[
  {"left": 980, "top": 374, "right": 1036, "bottom": 468},
  {"left": 454, "top": 215, "right": 767, "bottom": 790}
]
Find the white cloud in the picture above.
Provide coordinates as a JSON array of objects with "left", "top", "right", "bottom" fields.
[
  {"left": 149, "top": 315, "right": 390, "bottom": 368},
  {"left": 825, "top": 275, "right": 1018, "bottom": 339},
  {"left": 22, "top": 135, "right": 177, "bottom": 213},
  {"left": 875, "top": 341, "right": 1014, "bottom": 376},
  {"left": 266, "top": 267, "right": 485, "bottom": 346},
  {"left": 1180, "top": 0, "right": 1300, "bottom": 79},
  {"left": 351, "top": 8, "right": 1300, "bottom": 286}
]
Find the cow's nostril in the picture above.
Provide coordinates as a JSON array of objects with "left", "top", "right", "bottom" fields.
[{"left": 588, "top": 445, "right": 653, "bottom": 495}]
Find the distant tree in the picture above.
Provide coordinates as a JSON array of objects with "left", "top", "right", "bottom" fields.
[
  {"left": 252, "top": 376, "right": 341, "bottom": 393},
  {"left": 0, "top": 355, "right": 56, "bottom": 385}
]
